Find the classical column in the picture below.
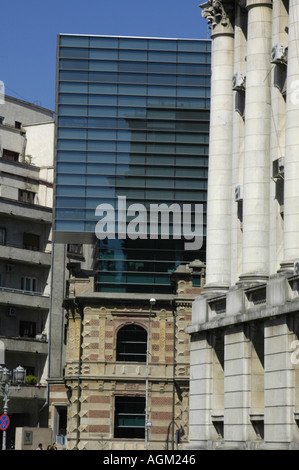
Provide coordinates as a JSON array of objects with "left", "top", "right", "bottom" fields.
[
  {"left": 269, "top": 0, "right": 288, "bottom": 275},
  {"left": 239, "top": 0, "right": 272, "bottom": 285},
  {"left": 230, "top": 2, "right": 247, "bottom": 285},
  {"left": 281, "top": 0, "right": 299, "bottom": 272},
  {"left": 200, "top": 0, "right": 234, "bottom": 294}
]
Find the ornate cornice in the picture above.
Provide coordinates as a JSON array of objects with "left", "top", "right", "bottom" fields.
[{"left": 200, "top": 0, "right": 235, "bottom": 35}]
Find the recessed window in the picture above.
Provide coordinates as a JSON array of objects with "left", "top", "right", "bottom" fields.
[
  {"left": 2, "top": 149, "right": 19, "bottom": 161},
  {"left": 114, "top": 396, "right": 145, "bottom": 439},
  {"left": 19, "top": 190, "right": 35, "bottom": 204},
  {"left": 0, "top": 228, "right": 6, "bottom": 245},
  {"left": 23, "top": 233, "right": 40, "bottom": 251},
  {"left": 21, "top": 277, "right": 38, "bottom": 293},
  {"left": 15, "top": 121, "right": 22, "bottom": 129},
  {"left": 116, "top": 324, "right": 147, "bottom": 362},
  {"left": 19, "top": 321, "right": 36, "bottom": 338}
]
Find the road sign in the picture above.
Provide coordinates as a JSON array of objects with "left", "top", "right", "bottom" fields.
[{"left": 0, "top": 414, "right": 10, "bottom": 431}]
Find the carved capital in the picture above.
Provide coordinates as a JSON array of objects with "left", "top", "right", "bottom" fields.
[{"left": 200, "top": 0, "right": 234, "bottom": 35}]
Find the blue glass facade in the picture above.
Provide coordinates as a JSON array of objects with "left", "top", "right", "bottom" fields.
[{"left": 55, "top": 35, "right": 211, "bottom": 293}]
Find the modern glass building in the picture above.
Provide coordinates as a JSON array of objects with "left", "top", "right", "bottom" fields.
[{"left": 54, "top": 34, "right": 211, "bottom": 293}]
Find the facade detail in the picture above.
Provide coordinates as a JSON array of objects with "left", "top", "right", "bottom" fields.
[
  {"left": 187, "top": 0, "right": 299, "bottom": 450},
  {"left": 61, "top": 261, "right": 205, "bottom": 450}
]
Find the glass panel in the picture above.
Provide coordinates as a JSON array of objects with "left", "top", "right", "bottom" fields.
[
  {"left": 118, "top": 61, "right": 147, "bottom": 72},
  {"left": 58, "top": 128, "right": 87, "bottom": 139},
  {"left": 59, "top": 82, "right": 88, "bottom": 93},
  {"left": 59, "top": 93, "right": 88, "bottom": 105},
  {"left": 118, "top": 84, "right": 147, "bottom": 96},
  {"left": 58, "top": 139, "right": 87, "bottom": 150},
  {"left": 118, "top": 73, "right": 147, "bottom": 84},
  {"left": 119, "top": 38, "right": 148, "bottom": 49},
  {"left": 88, "top": 140, "right": 116, "bottom": 151},
  {"left": 60, "top": 47, "right": 89, "bottom": 58},
  {"left": 57, "top": 150, "right": 87, "bottom": 162},
  {"left": 58, "top": 105, "right": 88, "bottom": 116},
  {"left": 88, "top": 106, "right": 117, "bottom": 117},
  {"left": 119, "top": 50, "right": 147, "bottom": 60},
  {"left": 178, "top": 40, "right": 209, "bottom": 52},
  {"left": 148, "top": 39, "right": 177, "bottom": 51},
  {"left": 147, "top": 62, "right": 177, "bottom": 74},
  {"left": 89, "top": 49, "right": 118, "bottom": 60},
  {"left": 147, "top": 86, "right": 176, "bottom": 97},
  {"left": 60, "top": 59, "right": 89, "bottom": 70},
  {"left": 118, "top": 96, "right": 146, "bottom": 107},
  {"left": 89, "top": 60, "right": 118, "bottom": 71},
  {"left": 88, "top": 129, "right": 117, "bottom": 140},
  {"left": 57, "top": 162, "right": 86, "bottom": 173},
  {"left": 89, "top": 72, "right": 117, "bottom": 82},
  {"left": 89, "top": 95, "right": 117, "bottom": 105},
  {"left": 56, "top": 185, "right": 86, "bottom": 196},
  {"left": 56, "top": 197, "right": 85, "bottom": 208},
  {"left": 89, "top": 37, "right": 118, "bottom": 48},
  {"left": 55, "top": 220, "right": 85, "bottom": 231},
  {"left": 89, "top": 83, "right": 117, "bottom": 94},
  {"left": 60, "top": 35, "right": 89, "bottom": 47},
  {"left": 147, "top": 74, "right": 176, "bottom": 85},
  {"left": 148, "top": 51, "right": 177, "bottom": 62},
  {"left": 59, "top": 71, "right": 89, "bottom": 81}
]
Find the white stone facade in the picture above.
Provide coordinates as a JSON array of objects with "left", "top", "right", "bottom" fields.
[{"left": 187, "top": 0, "right": 299, "bottom": 449}]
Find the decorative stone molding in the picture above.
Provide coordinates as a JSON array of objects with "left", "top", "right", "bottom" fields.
[{"left": 200, "top": 0, "right": 234, "bottom": 34}]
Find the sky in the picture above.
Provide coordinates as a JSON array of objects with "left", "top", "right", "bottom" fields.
[{"left": 1, "top": 0, "right": 209, "bottom": 112}]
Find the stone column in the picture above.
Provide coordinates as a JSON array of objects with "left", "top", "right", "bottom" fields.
[
  {"left": 240, "top": 0, "right": 272, "bottom": 284},
  {"left": 281, "top": 0, "right": 299, "bottom": 272},
  {"left": 200, "top": 0, "right": 234, "bottom": 294},
  {"left": 269, "top": 0, "right": 288, "bottom": 275},
  {"left": 231, "top": 3, "right": 247, "bottom": 285}
]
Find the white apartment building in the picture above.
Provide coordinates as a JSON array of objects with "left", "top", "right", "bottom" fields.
[
  {"left": 187, "top": 0, "right": 299, "bottom": 450},
  {"left": 0, "top": 95, "right": 63, "bottom": 446}
]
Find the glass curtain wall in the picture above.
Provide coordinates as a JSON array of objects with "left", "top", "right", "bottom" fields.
[{"left": 55, "top": 35, "right": 211, "bottom": 293}]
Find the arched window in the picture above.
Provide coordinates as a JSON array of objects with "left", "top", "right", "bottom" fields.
[{"left": 116, "top": 324, "right": 147, "bottom": 362}]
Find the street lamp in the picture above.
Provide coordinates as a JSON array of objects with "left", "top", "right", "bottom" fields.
[
  {"left": 145, "top": 298, "right": 155, "bottom": 450},
  {"left": 0, "top": 365, "right": 26, "bottom": 450}
]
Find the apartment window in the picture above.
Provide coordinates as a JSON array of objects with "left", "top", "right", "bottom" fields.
[
  {"left": 23, "top": 233, "right": 40, "bottom": 251},
  {"left": 19, "top": 189, "right": 35, "bottom": 204},
  {"left": 2, "top": 149, "right": 19, "bottom": 162},
  {"left": 116, "top": 324, "right": 147, "bottom": 362},
  {"left": 21, "top": 277, "right": 38, "bottom": 292},
  {"left": 67, "top": 243, "right": 83, "bottom": 256},
  {"left": 114, "top": 396, "right": 145, "bottom": 439},
  {"left": 0, "top": 228, "right": 6, "bottom": 245},
  {"left": 0, "top": 117, "right": 4, "bottom": 125},
  {"left": 19, "top": 321, "right": 36, "bottom": 338},
  {"left": 15, "top": 121, "right": 22, "bottom": 129}
]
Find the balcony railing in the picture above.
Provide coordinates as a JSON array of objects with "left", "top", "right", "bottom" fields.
[{"left": 0, "top": 286, "right": 49, "bottom": 297}]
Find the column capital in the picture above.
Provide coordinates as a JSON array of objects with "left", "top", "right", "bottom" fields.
[{"left": 200, "top": 0, "right": 235, "bottom": 37}]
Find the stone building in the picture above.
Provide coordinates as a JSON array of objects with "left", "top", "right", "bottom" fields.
[
  {"left": 51, "top": 259, "right": 205, "bottom": 450},
  {"left": 186, "top": 0, "right": 299, "bottom": 450}
]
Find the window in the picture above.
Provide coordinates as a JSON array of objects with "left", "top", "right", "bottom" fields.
[
  {"left": 19, "top": 321, "right": 36, "bottom": 338},
  {"left": 23, "top": 233, "right": 40, "bottom": 251},
  {"left": 67, "top": 244, "right": 83, "bottom": 256},
  {"left": 114, "top": 396, "right": 145, "bottom": 439},
  {"left": 19, "top": 190, "right": 35, "bottom": 204},
  {"left": 116, "top": 324, "right": 147, "bottom": 362},
  {"left": 0, "top": 228, "right": 6, "bottom": 245},
  {"left": 15, "top": 121, "right": 22, "bottom": 129},
  {"left": 2, "top": 149, "right": 19, "bottom": 161},
  {"left": 21, "top": 277, "right": 38, "bottom": 292}
]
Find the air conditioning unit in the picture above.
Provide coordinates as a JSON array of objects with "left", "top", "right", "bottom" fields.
[
  {"left": 8, "top": 307, "right": 16, "bottom": 317},
  {"left": 271, "top": 44, "right": 287, "bottom": 64},
  {"left": 235, "top": 185, "right": 243, "bottom": 202},
  {"left": 272, "top": 157, "right": 284, "bottom": 179},
  {"left": 232, "top": 73, "right": 246, "bottom": 91},
  {"left": 294, "top": 260, "right": 299, "bottom": 276}
]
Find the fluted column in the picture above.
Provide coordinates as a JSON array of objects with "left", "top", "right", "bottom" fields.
[
  {"left": 240, "top": 0, "right": 272, "bottom": 284},
  {"left": 269, "top": 0, "right": 288, "bottom": 275},
  {"left": 230, "top": 3, "right": 247, "bottom": 285},
  {"left": 200, "top": 0, "right": 234, "bottom": 294},
  {"left": 281, "top": 0, "right": 299, "bottom": 272}
]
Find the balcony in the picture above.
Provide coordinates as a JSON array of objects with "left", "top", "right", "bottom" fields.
[
  {"left": 0, "top": 335, "right": 48, "bottom": 355},
  {"left": 0, "top": 244, "right": 51, "bottom": 266},
  {"left": 0, "top": 286, "right": 49, "bottom": 310},
  {"left": 0, "top": 197, "right": 52, "bottom": 224}
]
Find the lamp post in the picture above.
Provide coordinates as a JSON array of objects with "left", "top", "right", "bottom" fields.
[
  {"left": 0, "top": 365, "right": 26, "bottom": 450},
  {"left": 144, "top": 298, "right": 155, "bottom": 450}
]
